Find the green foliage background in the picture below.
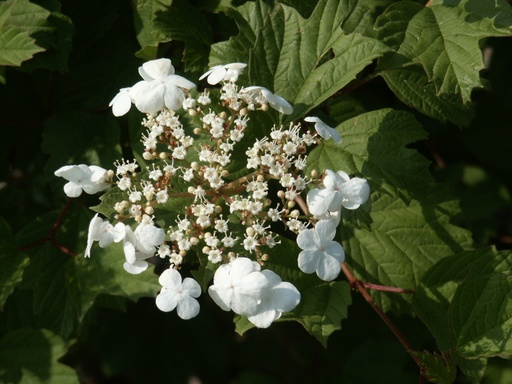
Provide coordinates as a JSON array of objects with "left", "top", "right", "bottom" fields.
[{"left": 1, "top": 0, "right": 512, "bottom": 382}]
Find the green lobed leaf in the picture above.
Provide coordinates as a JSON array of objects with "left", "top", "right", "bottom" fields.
[
  {"left": 209, "top": 0, "right": 390, "bottom": 122},
  {"left": 131, "top": 0, "right": 173, "bottom": 60},
  {"left": 342, "top": 188, "right": 474, "bottom": 315},
  {"left": 19, "top": 0, "right": 75, "bottom": 73},
  {"left": 0, "top": 0, "right": 51, "bottom": 67},
  {"left": 451, "top": 272, "right": 512, "bottom": 358},
  {"left": 414, "top": 247, "right": 512, "bottom": 379},
  {"left": 377, "top": 0, "right": 512, "bottom": 104},
  {"left": 0, "top": 25, "right": 45, "bottom": 66},
  {"left": 306, "top": 108, "right": 432, "bottom": 201},
  {"left": 0, "top": 328, "right": 78, "bottom": 384}
]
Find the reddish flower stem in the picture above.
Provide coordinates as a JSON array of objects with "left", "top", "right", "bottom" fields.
[
  {"left": 341, "top": 262, "right": 425, "bottom": 379},
  {"left": 20, "top": 198, "right": 77, "bottom": 257},
  {"left": 362, "top": 282, "right": 414, "bottom": 294}
]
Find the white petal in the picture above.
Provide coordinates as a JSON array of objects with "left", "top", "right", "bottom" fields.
[
  {"left": 166, "top": 74, "right": 196, "bottom": 90},
  {"left": 63, "top": 182, "right": 83, "bottom": 198},
  {"left": 123, "top": 260, "right": 148, "bottom": 274},
  {"left": 176, "top": 296, "right": 200, "bottom": 319},
  {"left": 324, "top": 241, "right": 345, "bottom": 263},
  {"left": 212, "top": 263, "right": 231, "bottom": 287},
  {"left": 89, "top": 166, "right": 108, "bottom": 183},
  {"left": 341, "top": 177, "right": 370, "bottom": 209},
  {"left": 247, "top": 306, "right": 277, "bottom": 328},
  {"left": 199, "top": 67, "right": 215, "bottom": 81},
  {"left": 109, "top": 89, "right": 132, "bottom": 117},
  {"left": 54, "top": 165, "right": 75, "bottom": 177},
  {"left": 298, "top": 250, "right": 321, "bottom": 274},
  {"left": 316, "top": 253, "right": 342, "bottom": 281},
  {"left": 163, "top": 84, "right": 184, "bottom": 111},
  {"left": 85, "top": 214, "right": 102, "bottom": 257},
  {"left": 306, "top": 188, "right": 333, "bottom": 216},
  {"left": 296, "top": 227, "right": 318, "bottom": 250},
  {"left": 123, "top": 241, "right": 137, "bottom": 264},
  {"left": 182, "top": 277, "right": 201, "bottom": 298},
  {"left": 261, "top": 89, "right": 293, "bottom": 114},
  {"left": 155, "top": 290, "right": 179, "bottom": 312},
  {"left": 315, "top": 220, "right": 336, "bottom": 244},
  {"left": 270, "top": 281, "right": 301, "bottom": 312},
  {"left": 208, "top": 285, "right": 232, "bottom": 311},
  {"left": 132, "top": 81, "right": 165, "bottom": 113},
  {"left": 206, "top": 66, "right": 226, "bottom": 85},
  {"left": 158, "top": 268, "right": 182, "bottom": 290},
  {"left": 230, "top": 257, "right": 258, "bottom": 283},
  {"left": 140, "top": 58, "right": 174, "bottom": 80}
]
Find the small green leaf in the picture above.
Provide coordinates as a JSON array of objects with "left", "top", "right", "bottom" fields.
[{"left": 0, "top": 328, "right": 78, "bottom": 384}]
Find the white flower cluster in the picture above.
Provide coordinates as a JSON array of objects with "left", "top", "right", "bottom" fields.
[{"left": 55, "top": 58, "right": 371, "bottom": 327}]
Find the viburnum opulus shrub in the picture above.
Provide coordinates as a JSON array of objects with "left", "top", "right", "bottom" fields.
[{"left": 2, "top": 0, "right": 512, "bottom": 383}]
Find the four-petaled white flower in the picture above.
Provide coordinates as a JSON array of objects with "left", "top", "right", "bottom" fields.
[
  {"left": 247, "top": 270, "right": 301, "bottom": 328},
  {"left": 85, "top": 213, "right": 126, "bottom": 257},
  {"left": 208, "top": 257, "right": 270, "bottom": 316},
  {"left": 304, "top": 116, "right": 342, "bottom": 144},
  {"left": 200, "top": 63, "right": 247, "bottom": 85},
  {"left": 156, "top": 268, "right": 201, "bottom": 319},
  {"left": 242, "top": 86, "right": 293, "bottom": 115},
  {"left": 296, "top": 219, "right": 345, "bottom": 281},
  {"left": 54, "top": 164, "right": 110, "bottom": 198},
  {"left": 123, "top": 222, "right": 165, "bottom": 274},
  {"left": 307, "top": 169, "right": 370, "bottom": 216},
  {"left": 110, "top": 58, "right": 196, "bottom": 116}
]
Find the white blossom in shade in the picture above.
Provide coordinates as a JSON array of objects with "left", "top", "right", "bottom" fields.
[
  {"left": 85, "top": 214, "right": 126, "bottom": 257},
  {"left": 122, "top": 222, "right": 165, "bottom": 274},
  {"left": 208, "top": 257, "right": 270, "bottom": 316},
  {"left": 296, "top": 220, "right": 345, "bottom": 281},
  {"left": 241, "top": 86, "right": 293, "bottom": 115},
  {"left": 54, "top": 164, "right": 110, "bottom": 198},
  {"left": 247, "top": 270, "right": 300, "bottom": 328},
  {"left": 129, "top": 58, "right": 196, "bottom": 113},
  {"left": 109, "top": 87, "right": 132, "bottom": 117},
  {"left": 304, "top": 116, "right": 342, "bottom": 144},
  {"left": 156, "top": 268, "right": 201, "bottom": 319},
  {"left": 307, "top": 169, "right": 370, "bottom": 216},
  {"left": 200, "top": 63, "right": 247, "bottom": 85}
]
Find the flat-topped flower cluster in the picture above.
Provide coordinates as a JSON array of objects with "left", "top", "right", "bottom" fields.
[{"left": 55, "top": 58, "right": 370, "bottom": 328}]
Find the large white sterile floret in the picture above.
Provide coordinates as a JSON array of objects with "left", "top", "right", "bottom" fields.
[
  {"left": 247, "top": 269, "right": 301, "bottom": 328},
  {"left": 110, "top": 58, "right": 195, "bottom": 116},
  {"left": 123, "top": 221, "right": 165, "bottom": 274},
  {"left": 200, "top": 63, "right": 247, "bottom": 85},
  {"left": 156, "top": 268, "right": 201, "bottom": 319},
  {"left": 304, "top": 116, "right": 342, "bottom": 144},
  {"left": 208, "top": 257, "right": 269, "bottom": 316},
  {"left": 54, "top": 164, "right": 111, "bottom": 198},
  {"left": 85, "top": 213, "right": 126, "bottom": 257},
  {"left": 307, "top": 169, "right": 370, "bottom": 216},
  {"left": 241, "top": 86, "right": 293, "bottom": 115},
  {"left": 296, "top": 219, "right": 345, "bottom": 281},
  {"left": 208, "top": 257, "right": 300, "bottom": 328}
]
